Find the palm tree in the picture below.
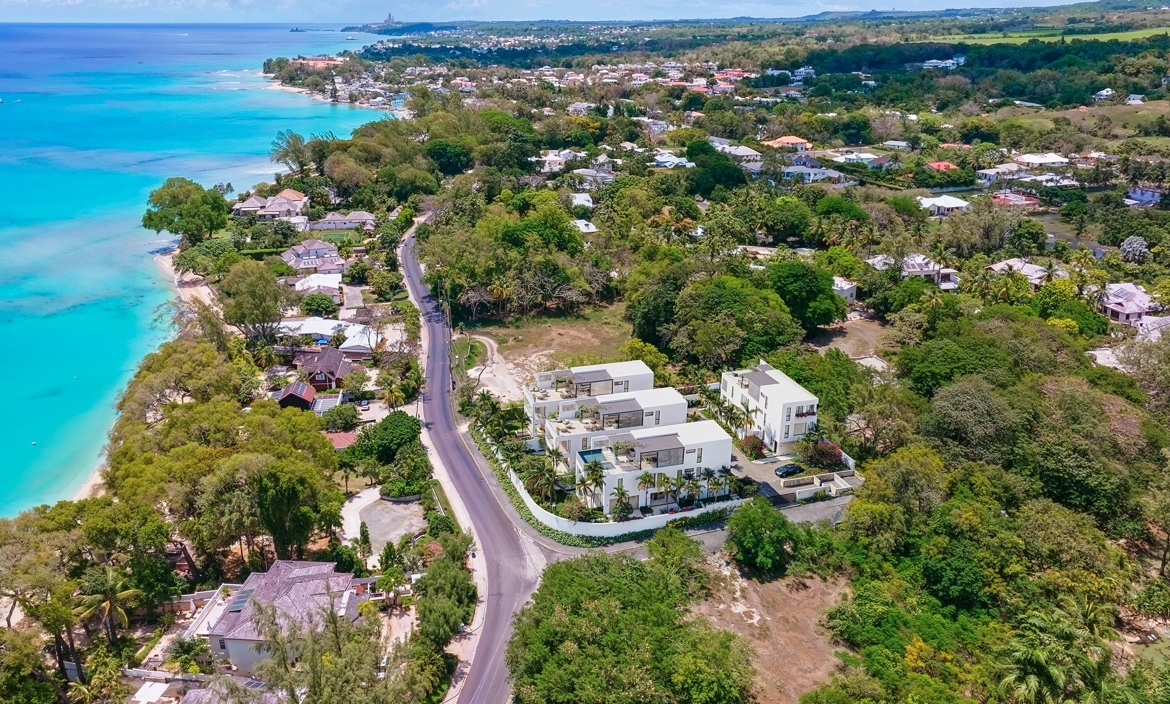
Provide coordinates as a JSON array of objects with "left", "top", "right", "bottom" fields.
[
  {"left": 636, "top": 471, "right": 657, "bottom": 502},
  {"left": 919, "top": 288, "right": 943, "bottom": 311},
  {"left": 610, "top": 485, "right": 630, "bottom": 516},
  {"left": 701, "top": 467, "right": 717, "bottom": 498},
  {"left": 384, "top": 383, "right": 406, "bottom": 410},
  {"left": 543, "top": 441, "right": 567, "bottom": 472},
  {"left": 73, "top": 566, "right": 143, "bottom": 643},
  {"left": 269, "top": 130, "right": 311, "bottom": 175},
  {"left": 581, "top": 460, "right": 607, "bottom": 508},
  {"left": 524, "top": 460, "right": 559, "bottom": 504},
  {"left": 684, "top": 478, "right": 703, "bottom": 505}
]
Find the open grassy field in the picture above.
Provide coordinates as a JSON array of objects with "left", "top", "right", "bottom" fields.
[
  {"left": 934, "top": 26, "right": 1170, "bottom": 44},
  {"left": 993, "top": 100, "right": 1170, "bottom": 138}
]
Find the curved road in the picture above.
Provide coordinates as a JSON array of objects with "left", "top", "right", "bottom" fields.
[{"left": 401, "top": 229, "right": 534, "bottom": 704}]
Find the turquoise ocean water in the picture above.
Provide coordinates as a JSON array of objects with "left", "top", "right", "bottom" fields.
[{"left": 0, "top": 24, "right": 381, "bottom": 516}]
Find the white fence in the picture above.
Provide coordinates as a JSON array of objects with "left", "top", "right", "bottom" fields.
[{"left": 485, "top": 436, "right": 744, "bottom": 538}]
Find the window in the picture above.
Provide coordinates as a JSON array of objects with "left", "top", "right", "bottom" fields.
[
  {"left": 696, "top": 448, "right": 703, "bottom": 463},
  {"left": 722, "top": 379, "right": 728, "bottom": 393},
  {"left": 580, "top": 438, "right": 589, "bottom": 450},
  {"left": 218, "top": 639, "right": 226, "bottom": 650},
  {"left": 784, "top": 425, "right": 790, "bottom": 439},
  {"left": 617, "top": 478, "right": 623, "bottom": 488},
  {"left": 655, "top": 411, "right": 661, "bottom": 425},
  {"left": 794, "top": 422, "right": 806, "bottom": 435},
  {"left": 796, "top": 405, "right": 803, "bottom": 416},
  {"left": 764, "top": 396, "right": 768, "bottom": 408},
  {"left": 316, "top": 373, "right": 325, "bottom": 380},
  {"left": 785, "top": 407, "right": 791, "bottom": 421}
]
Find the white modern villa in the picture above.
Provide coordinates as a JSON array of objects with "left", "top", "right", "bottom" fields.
[
  {"left": 542, "top": 386, "right": 689, "bottom": 465},
  {"left": 720, "top": 361, "right": 818, "bottom": 455},
  {"left": 572, "top": 420, "right": 733, "bottom": 515},
  {"left": 522, "top": 360, "right": 655, "bottom": 435}
]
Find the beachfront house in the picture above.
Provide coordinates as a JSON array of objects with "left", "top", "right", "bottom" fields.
[
  {"left": 720, "top": 361, "right": 818, "bottom": 455},
  {"left": 232, "top": 189, "right": 309, "bottom": 221},
  {"left": 523, "top": 361, "right": 655, "bottom": 436},
  {"left": 278, "top": 317, "right": 389, "bottom": 360},
  {"left": 180, "top": 561, "right": 373, "bottom": 675}
]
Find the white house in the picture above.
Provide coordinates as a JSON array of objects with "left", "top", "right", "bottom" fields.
[
  {"left": 916, "top": 195, "right": 970, "bottom": 217},
  {"left": 720, "top": 361, "right": 818, "bottom": 455},
  {"left": 570, "top": 193, "right": 594, "bottom": 209},
  {"left": 291, "top": 272, "right": 343, "bottom": 303},
  {"left": 976, "top": 162, "right": 1028, "bottom": 185},
  {"left": 277, "top": 317, "right": 392, "bottom": 359},
  {"left": 1093, "top": 88, "right": 1116, "bottom": 102},
  {"left": 571, "top": 219, "right": 599, "bottom": 234},
  {"left": 653, "top": 151, "right": 696, "bottom": 169},
  {"left": 882, "top": 140, "right": 911, "bottom": 150},
  {"left": 832, "top": 276, "right": 858, "bottom": 304},
  {"left": 545, "top": 387, "right": 688, "bottom": 468},
  {"left": 867, "top": 253, "right": 959, "bottom": 292},
  {"left": 182, "top": 561, "right": 372, "bottom": 676},
  {"left": 523, "top": 361, "right": 655, "bottom": 435},
  {"left": 309, "top": 211, "right": 376, "bottom": 232},
  {"left": 281, "top": 239, "right": 348, "bottom": 275},
  {"left": 717, "top": 144, "right": 763, "bottom": 162},
  {"left": 782, "top": 165, "right": 850, "bottom": 184},
  {"left": 572, "top": 420, "right": 733, "bottom": 515},
  {"left": 1015, "top": 152, "right": 1069, "bottom": 168},
  {"left": 987, "top": 258, "right": 1067, "bottom": 291},
  {"left": 1101, "top": 283, "right": 1154, "bottom": 326}
]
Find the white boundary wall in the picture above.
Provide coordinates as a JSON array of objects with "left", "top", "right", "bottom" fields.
[{"left": 485, "top": 436, "right": 744, "bottom": 538}]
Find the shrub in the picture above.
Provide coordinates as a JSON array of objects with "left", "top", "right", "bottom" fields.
[
  {"left": 557, "top": 495, "right": 590, "bottom": 521},
  {"left": 426, "top": 511, "right": 456, "bottom": 537},
  {"left": 737, "top": 435, "right": 766, "bottom": 460}
]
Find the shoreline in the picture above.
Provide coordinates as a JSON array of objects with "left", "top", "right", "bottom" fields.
[
  {"left": 67, "top": 254, "right": 215, "bottom": 505},
  {"left": 262, "top": 74, "right": 398, "bottom": 112}
]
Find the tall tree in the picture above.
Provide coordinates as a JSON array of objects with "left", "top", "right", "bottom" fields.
[
  {"left": 141, "top": 177, "right": 229, "bottom": 248},
  {"left": 220, "top": 260, "right": 285, "bottom": 346}
]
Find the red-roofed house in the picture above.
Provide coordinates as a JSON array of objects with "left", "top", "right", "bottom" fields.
[
  {"left": 764, "top": 135, "right": 812, "bottom": 151},
  {"left": 277, "top": 382, "right": 315, "bottom": 411},
  {"left": 926, "top": 161, "right": 960, "bottom": 172},
  {"left": 323, "top": 431, "right": 358, "bottom": 450}
]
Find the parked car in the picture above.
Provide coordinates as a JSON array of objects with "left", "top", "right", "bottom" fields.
[
  {"left": 774, "top": 463, "right": 802, "bottom": 479},
  {"left": 359, "top": 399, "right": 370, "bottom": 410}
]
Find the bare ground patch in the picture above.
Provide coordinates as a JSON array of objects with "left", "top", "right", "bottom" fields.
[
  {"left": 695, "top": 562, "right": 850, "bottom": 704},
  {"left": 808, "top": 316, "right": 888, "bottom": 358},
  {"left": 464, "top": 303, "right": 631, "bottom": 380}
]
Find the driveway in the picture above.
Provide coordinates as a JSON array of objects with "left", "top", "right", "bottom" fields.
[{"left": 340, "top": 284, "right": 365, "bottom": 320}]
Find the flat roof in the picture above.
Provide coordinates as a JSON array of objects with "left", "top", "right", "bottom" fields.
[{"left": 628, "top": 419, "right": 731, "bottom": 444}]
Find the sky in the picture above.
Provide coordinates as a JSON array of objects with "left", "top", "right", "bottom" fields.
[{"left": 0, "top": 0, "right": 1080, "bottom": 24}]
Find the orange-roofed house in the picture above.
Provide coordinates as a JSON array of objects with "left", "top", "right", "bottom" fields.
[
  {"left": 764, "top": 135, "right": 812, "bottom": 151},
  {"left": 926, "top": 161, "right": 960, "bottom": 172}
]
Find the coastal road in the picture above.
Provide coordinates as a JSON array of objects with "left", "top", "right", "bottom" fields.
[{"left": 400, "top": 228, "right": 539, "bottom": 704}]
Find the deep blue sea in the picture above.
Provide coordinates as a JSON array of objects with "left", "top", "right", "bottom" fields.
[{"left": 0, "top": 24, "right": 382, "bottom": 516}]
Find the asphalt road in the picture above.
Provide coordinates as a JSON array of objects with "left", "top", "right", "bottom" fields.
[{"left": 401, "top": 231, "right": 533, "bottom": 704}]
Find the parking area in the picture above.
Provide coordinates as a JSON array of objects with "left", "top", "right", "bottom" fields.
[{"left": 729, "top": 448, "right": 801, "bottom": 504}]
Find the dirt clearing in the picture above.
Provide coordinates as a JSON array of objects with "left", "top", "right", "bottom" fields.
[
  {"left": 463, "top": 303, "right": 631, "bottom": 380},
  {"left": 695, "top": 564, "right": 850, "bottom": 704},
  {"left": 808, "top": 316, "right": 887, "bottom": 358}
]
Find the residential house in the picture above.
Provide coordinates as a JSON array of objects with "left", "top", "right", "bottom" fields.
[
  {"left": 782, "top": 165, "right": 851, "bottom": 184},
  {"left": 720, "top": 361, "right": 818, "bottom": 454},
  {"left": 990, "top": 191, "right": 1041, "bottom": 208},
  {"left": 763, "top": 135, "right": 811, "bottom": 151},
  {"left": 570, "top": 193, "right": 594, "bottom": 209},
  {"left": 867, "top": 253, "right": 959, "bottom": 292},
  {"left": 987, "top": 258, "right": 1067, "bottom": 291},
  {"left": 545, "top": 387, "right": 688, "bottom": 466},
  {"left": 923, "top": 59, "right": 958, "bottom": 69},
  {"left": 976, "top": 162, "right": 1028, "bottom": 185},
  {"left": 294, "top": 347, "right": 353, "bottom": 391},
  {"left": 281, "top": 239, "right": 348, "bottom": 275},
  {"left": 278, "top": 317, "right": 389, "bottom": 360},
  {"left": 182, "top": 561, "right": 372, "bottom": 675},
  {"left": 276, "top": 382, "right": 315, "bottom": 411},
  {"left": 523, "top": 360, "right": 655, "bottom": 436},
  {"left": 231, "top": 189, "right": 309, "bottom": 221},
  {"left": 833, "top": 276, "right": 858, "bottom": 304},
  {"left": 717, "top": 144, "right": 763, "bottom": 162},
  {"left": 925, "top": 161, "right": 960, "bottom": 172},
  {"left": 310, "top": 211, "right": 376, "bottom": 232},
  {"left": 882, "top": 140, "right": 910, "bottom": 150},
  {"left": 652, "top": 150, "right": 696, "bottom": 169},
  {"left": 567, "top": 101, "right": 596, "bottom": 116},
  {"left": 1127, "top": 94, "right": 1147, "bottom": 105},
  {"left": 792, "top": 66, "right": 816, "bottom": 82},
  {"left": 291, "top": 272, "right": 343, "bottom": 303},
  {"left": 571, "top": 219, "right": 599, "bottom": 234},
  {"left": 869, "top": 155, "right": 901, "bottom": 171},
  {"left": 1093, "top": 88, "right": 1116, "bottom": 102},
  {"left": 571, "top": 168, "right": 616, "bottom": 189},
  {"left": 1015, "top": 152, "right": 1070, "bottom": 168},
  {"left": 1101, "top": 283, "right": 1154, "bottom": 326},
  {"left": 572, "top": 420, "right": 732, "bottom": 515},
  {"left": 916, "top": 195, "right": 970, "bottom": 217}
]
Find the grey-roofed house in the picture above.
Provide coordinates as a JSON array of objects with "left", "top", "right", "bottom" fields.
[
  {"left": 295, "top": 347, "right": 353, "bottom": 391},
  {"left": 280, "top": 239, "right": 348, "bottom": 275},
  {"left": 188, "top": 561, "right": 371, "bottom": 675}
]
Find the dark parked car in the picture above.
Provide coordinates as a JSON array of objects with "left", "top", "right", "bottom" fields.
[{"left": 774, "top": 463, "right": 802, "bottom": 479}]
